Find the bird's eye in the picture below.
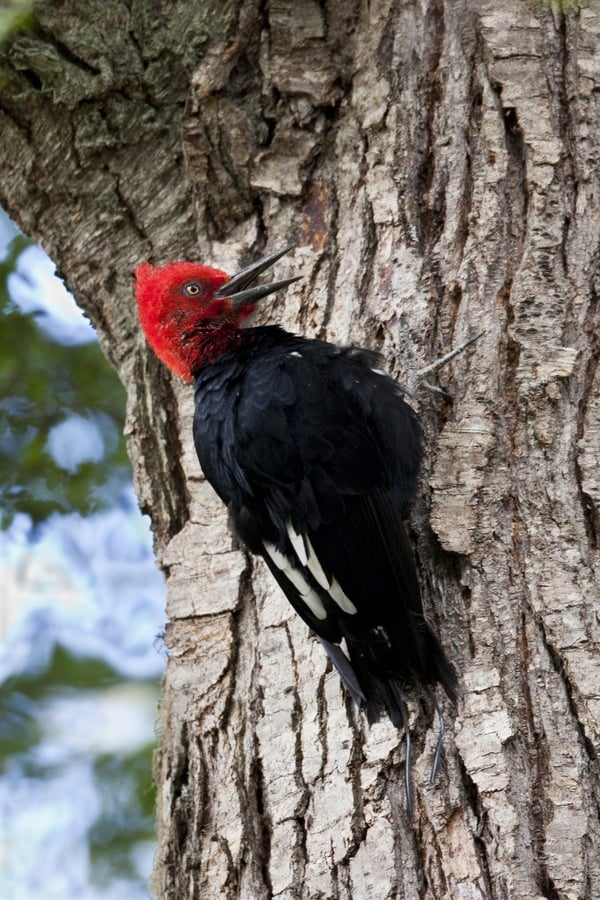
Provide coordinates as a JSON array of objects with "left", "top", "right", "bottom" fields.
[{"left": 183, "top": 281, "right": 204, "bottom": 297}]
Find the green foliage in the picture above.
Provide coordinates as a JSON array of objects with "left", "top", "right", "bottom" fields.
[
  {"left": 0, "top": 644, "right": 120, "bottom": 768},
  {"left": 0, "top": 236, "right": 131, "bottom": 527},
  {"left": 0, "top": 1, "right": 35, "bottom": 44},
  {"left": 90, "top": 747, "right": 157, "bottom": 886},
  {"left": 0, "top": 644, "right": 158, "bottom": 891}
]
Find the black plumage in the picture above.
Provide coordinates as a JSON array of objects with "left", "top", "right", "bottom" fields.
[{"left": 192, "top": 324, "right": 457, "bottom": 728}]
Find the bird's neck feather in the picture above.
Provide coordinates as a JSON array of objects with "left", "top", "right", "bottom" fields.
[{"left": 178, "top": 322, "right": 245, "bottom": 379}]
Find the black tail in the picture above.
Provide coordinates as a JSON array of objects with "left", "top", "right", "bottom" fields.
[
  {"left": 319, "top": 627, "right": 456, "bottom": 814},
  {"left": 343, "top": 623, "right": 457, "bottom": 727}
]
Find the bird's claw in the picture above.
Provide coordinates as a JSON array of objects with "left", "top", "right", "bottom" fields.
[{"left": 407, "top": 331, "right": 485, "bottom": 397}]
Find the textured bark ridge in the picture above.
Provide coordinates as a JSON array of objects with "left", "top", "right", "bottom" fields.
[{"left": 1, "top": 2, "right": 599, "bottom": 898}]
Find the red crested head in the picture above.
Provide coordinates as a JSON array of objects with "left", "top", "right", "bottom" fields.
[
  {"left": 135, "top": 261, "right": 238, "bottom": 382},
  {"left": 134, "top": 246, "right": 299, "bottom": 382}
]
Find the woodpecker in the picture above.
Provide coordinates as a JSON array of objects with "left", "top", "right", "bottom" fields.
[{"left": 135, "top": 244, "right": 457, "bottom": 807}]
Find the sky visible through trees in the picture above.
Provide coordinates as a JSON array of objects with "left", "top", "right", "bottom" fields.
[{"left": 0, "top": 209, "right": 166, "bottom": 899}]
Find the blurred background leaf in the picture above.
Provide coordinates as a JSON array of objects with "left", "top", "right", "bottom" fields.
[
  {"left": 0, "top": 0, "right": 36, "bottom": 44},
  {"left": 0, "top": 647, "right": 158, "bottom": 890},
  {"left": 0, "top": 235, "right": 131, "bottom": 528},
  {"left": 0, "top": 211, "right": 165, "bottom": 900}
]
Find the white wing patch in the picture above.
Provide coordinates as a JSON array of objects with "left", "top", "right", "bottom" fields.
[
  {"left": 263, "top": 541, "right": 289, "bottom": 571},
  {"left": 286, "top": 521, "right": 308, "bottom": 566},
  {"left": 266, "top": 522, "right": 358, "bottom": 619},
  {"left": 306, "top": 537, "right": 329, "bottom": 589},
  {"left": 263, "top": 541, "right": 327, "bottom": 620},
  {"left": 329, "top": 577, "right": 358, "bottom": 614}
]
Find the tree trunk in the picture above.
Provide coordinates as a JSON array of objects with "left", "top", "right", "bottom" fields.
[{"left": 1, "top": 1, "right": 598, "bottom": 897}]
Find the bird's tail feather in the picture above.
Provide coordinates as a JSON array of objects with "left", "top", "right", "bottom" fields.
[{"left": 318, "top": 637, "right": 367, "bottom": 709}]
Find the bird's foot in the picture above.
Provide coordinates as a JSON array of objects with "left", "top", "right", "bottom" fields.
[
  {"left": 429, "top": 698, "right": 445, "bottom": 785},
  {"left": 398, "top": 699, "right": 414, "bottom": 815},
  {"left": 407, "top": 331, "right": 484, "bottom": 397}
]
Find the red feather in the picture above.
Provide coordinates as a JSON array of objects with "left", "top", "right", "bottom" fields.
[{"left": 135, "top": 261, "right": 239, "bottom": 381}]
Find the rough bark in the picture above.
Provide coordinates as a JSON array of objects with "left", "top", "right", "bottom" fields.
[{"left": 1, "top": 1, "right": 599, "bottom": 898}]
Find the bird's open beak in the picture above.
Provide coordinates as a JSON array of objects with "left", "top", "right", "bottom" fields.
[{"left": 214, "top": 244, "right": 300, "bottom": 307}]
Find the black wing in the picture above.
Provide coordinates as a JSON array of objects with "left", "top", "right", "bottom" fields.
[{"left": 194, "top": 333, "right": 456, "bottom": 723}]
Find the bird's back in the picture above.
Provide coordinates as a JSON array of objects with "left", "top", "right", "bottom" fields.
[{"left": 193, "top": 325, "right": 456, "bottom": 721}]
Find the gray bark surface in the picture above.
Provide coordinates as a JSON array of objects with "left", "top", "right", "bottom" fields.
[{"left": 1, "top": 2, "right": 598, "bottom": 898}]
